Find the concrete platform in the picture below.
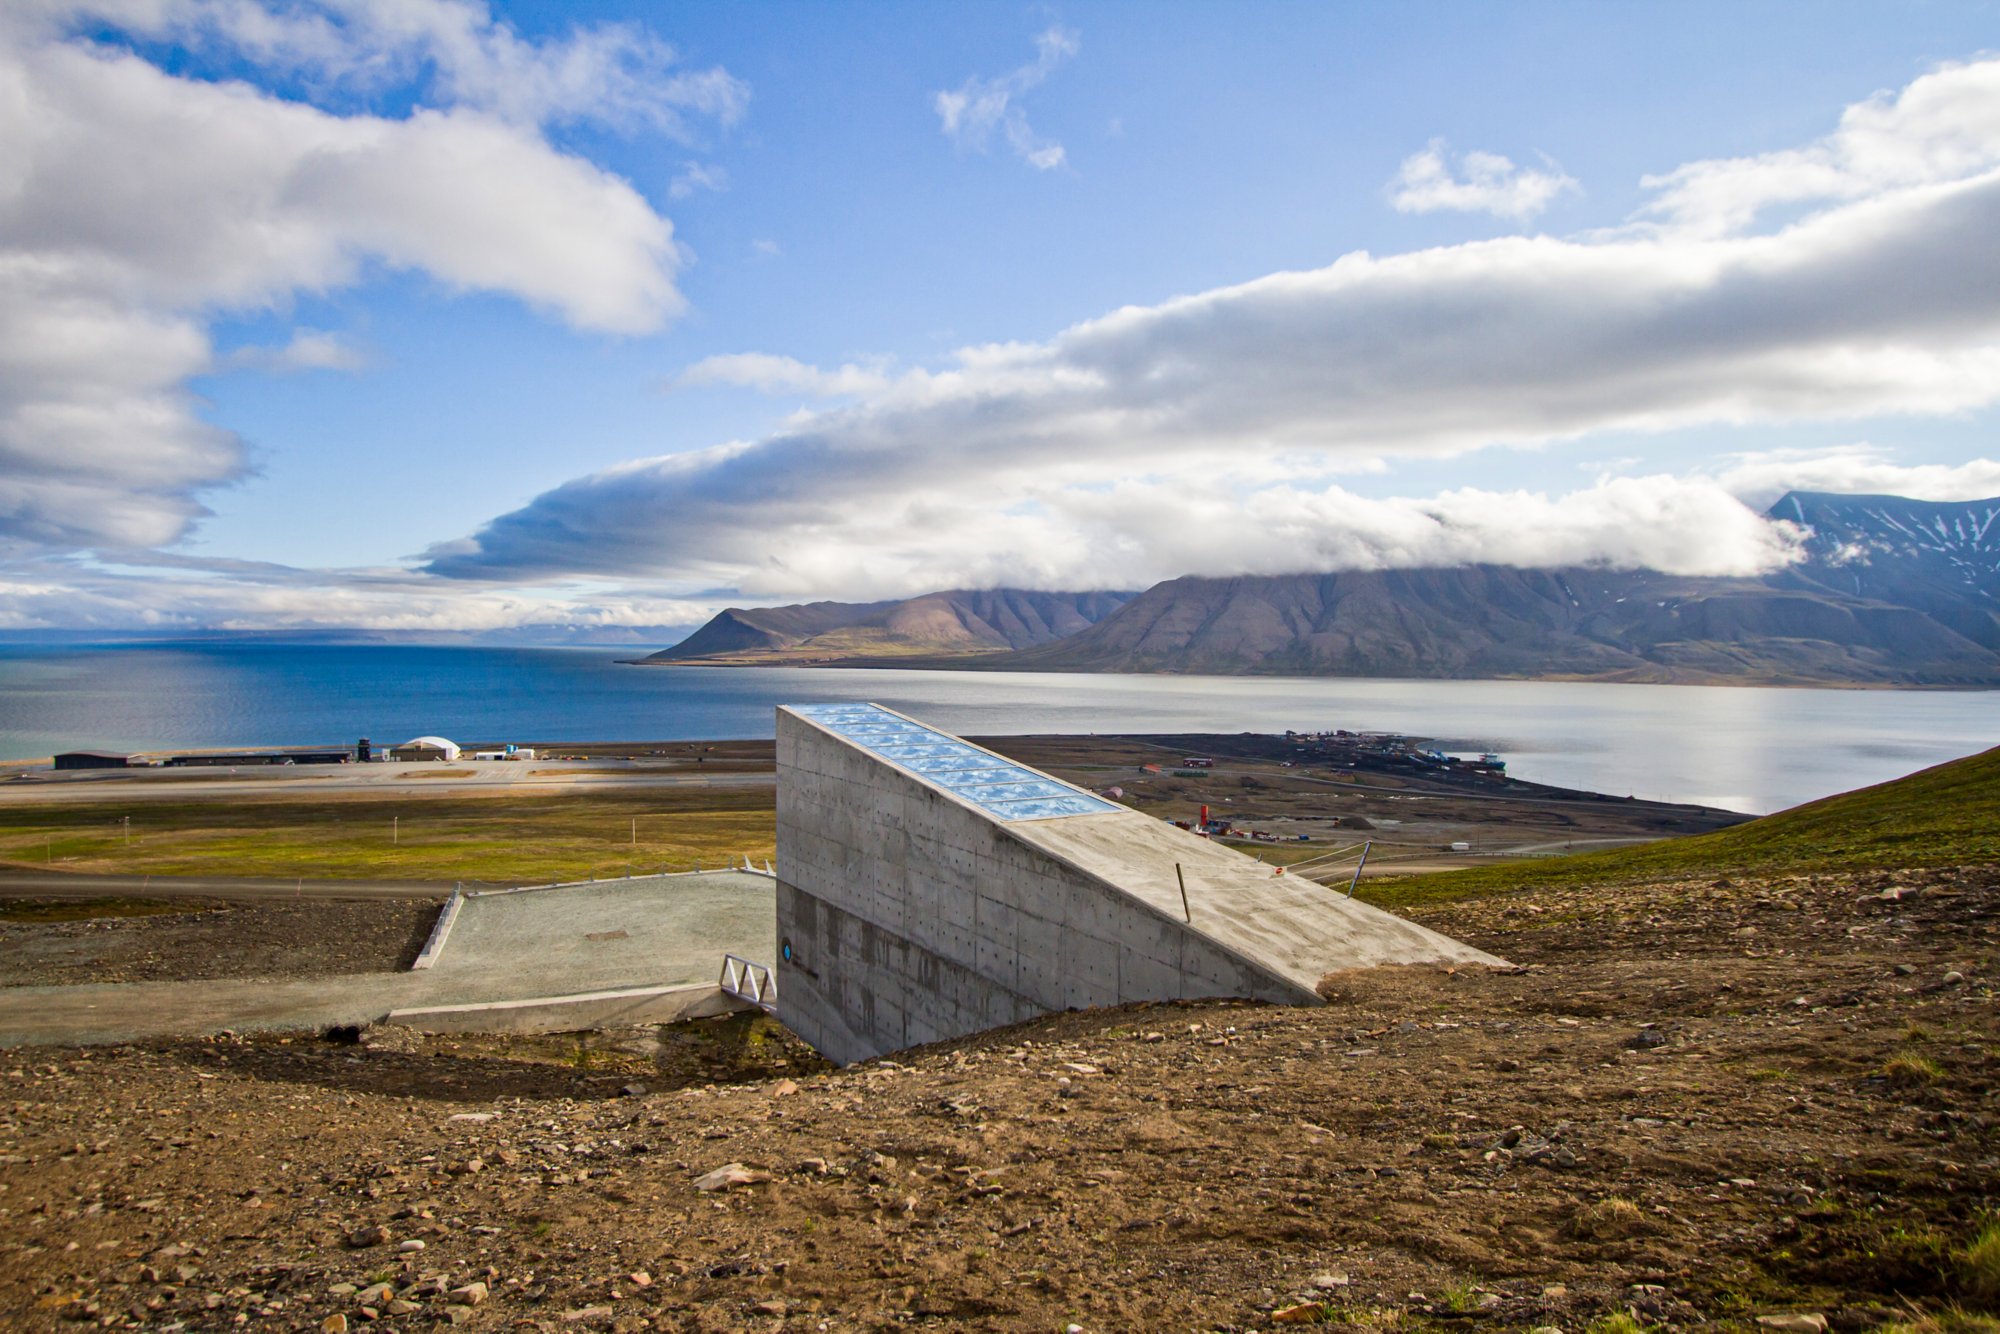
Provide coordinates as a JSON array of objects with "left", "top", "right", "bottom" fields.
[
  {"left": 0, "top": 871, "right": 776, "bottom": 1047},
  {"left": 430, "top": 874, "right": 776, "bottom": 998},
  {"left": 775, "top": 703, "right": 1505, "bottom": 1064}
]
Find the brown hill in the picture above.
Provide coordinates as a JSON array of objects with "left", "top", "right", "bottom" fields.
[
  {"left": 986, "top": 566, "right": 2000, "bottom": 684},
  {"left": 7, "top": 853, "right": 1995, "bottom": 1330},
  {"left": 639, "top": 588, "right": 1133, "bottom": 664}
]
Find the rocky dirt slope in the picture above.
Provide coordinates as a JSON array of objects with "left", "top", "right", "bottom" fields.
[
  {"left": 0, "top": 899, "right": 440, "bottom": 987},
  {"left": 0, "top": 864, "right": 1994, "bottom": 1332}
]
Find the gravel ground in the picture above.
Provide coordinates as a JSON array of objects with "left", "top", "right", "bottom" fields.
[
  {"left": 0, "top": 899, "right": 441, "bottom": 986},
  {"left": 0, "top": 865, "right": 1993, "bottom": 1332}
]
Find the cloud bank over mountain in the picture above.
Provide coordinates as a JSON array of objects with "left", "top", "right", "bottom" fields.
[
  {"left": 429, "top": 57, "right": 2000, "bottom": 599},
  {"left": 5, "top": 16, "right": 2000, "bottom": 632}
]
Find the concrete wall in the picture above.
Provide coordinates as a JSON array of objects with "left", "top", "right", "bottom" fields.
[{"left": 777, "top": 706, "right": 1503, "bottom": 1065}]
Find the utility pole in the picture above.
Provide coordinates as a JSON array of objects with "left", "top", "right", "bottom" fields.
[
  {"left": 1345, "top": 840, "right": 1372, "bottom": 897},
  {"left": 393, "top": 815, "right": 399, "bottom": 845},
  {"left": 631, "top": 816, "right": 637, "bottom": 847}
]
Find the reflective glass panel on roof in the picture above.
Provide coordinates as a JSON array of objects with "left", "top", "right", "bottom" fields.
[
  {"left": 945, "top": 767, "right": 1030, "bottom": 786},
  {"left": 982, "top": 794, "right": 1119, "bottom": 820},
  {"left": 789, "top": 702, "right": 1119, "bottom": 822},
  {"left": 954, "top": 777, "right": 1074, "bottom": 801},
  {"left": 872, "top": 741, "right": 982, "bottom": 763},
  {"left": 896, "top": 752, "right": 1002, "bottom": 775}
]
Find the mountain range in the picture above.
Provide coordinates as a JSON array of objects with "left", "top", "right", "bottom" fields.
[
  {"left": 636, "top": 588, "right": 1135, "bottom": 664},
  {"left": 638, "top": 491, "right": 2000, "bottom": 686}
]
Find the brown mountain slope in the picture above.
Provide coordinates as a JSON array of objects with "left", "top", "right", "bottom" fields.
[
  {"left": 640, "top": 588, "right": 1133, "bottom": 663},
  {"left": 984, "top": 566, "right": 2000, "bottom": 684}
]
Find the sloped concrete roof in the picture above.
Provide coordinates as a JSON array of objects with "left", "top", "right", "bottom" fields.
[{"left": 1012, "top": 808, "right": 1505, "bottom": 997}]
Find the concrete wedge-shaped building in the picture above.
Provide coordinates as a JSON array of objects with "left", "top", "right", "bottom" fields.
[{"left": 775, "top": 703, "right": 1506, "bottom": 1064}]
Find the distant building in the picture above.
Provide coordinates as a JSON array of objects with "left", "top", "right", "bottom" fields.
[
  {"left": 53, "top": 750, "right": 129, "bottom": 771},
  {"left": 392, "top": 735, "right": 461, "bottom": 762},
  {"left": 164, "top": 750, "right": 350, "bottom": 767}
]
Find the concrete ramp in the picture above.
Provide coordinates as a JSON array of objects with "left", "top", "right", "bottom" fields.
[
  {"left": 0, "top": 871, "right": 776, "bottom": 1048},
  {"left": 774, "top": 703, "right": 1503, "bottom": 1065}
]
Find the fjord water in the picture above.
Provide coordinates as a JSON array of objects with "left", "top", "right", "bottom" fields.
[{"left": 0, "top": 641, "right": 1993, "bottom": 813}]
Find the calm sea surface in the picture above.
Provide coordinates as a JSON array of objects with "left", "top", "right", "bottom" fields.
[{"left": 0, "top": 642, "right": 1993, "bottom": 813}]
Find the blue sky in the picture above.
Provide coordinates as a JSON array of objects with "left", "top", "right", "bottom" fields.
[{"left": 4, "top": 1, "right": 1999, "bottom": 634}]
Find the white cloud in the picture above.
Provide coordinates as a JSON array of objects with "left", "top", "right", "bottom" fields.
[
  {"left": 10, "top": 0, "right": 750, "bottom": 133},
  {"left": 1641, "top": 57, "right": 2000, "bottom": 237},
  {"left": 1390, "top": 140, "right": 1579, "bottom": 221},
  {"left": 223, "top": 329, "right": 370, "bottom": 373},
  {"left": 14, "top": 466, "right": 1796, "bottom": 630},
  {"left": 0, "top": 554, "right": 730, "bottom": 633},
  {"left": 668, "top": 160, "right": 729, "bottom": 199},
  {"left": 1047, "top": 475, "right": 1804, "bottom": 587},
  {"left": 0, "top": 2, "right": 733, "bottom": 554},
  {"left": 432, "top": 61, "right": 2000, "bottom": 595},
  {"left": 1710, "top": 446, "right": 2000, "bottom": 507},
  {"left": 934, "top": 26, "right": 1077, "bottom": 171},
  {"left": 429, "top": 464, "right": 1808, "bottom": 602},
  {"left": 672, "top": 353, "right": 892, "bottom": 397}
]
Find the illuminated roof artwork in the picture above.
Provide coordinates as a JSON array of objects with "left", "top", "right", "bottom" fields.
[{"left": 788, "top": 703, "right": 1119, "bottom": 822}]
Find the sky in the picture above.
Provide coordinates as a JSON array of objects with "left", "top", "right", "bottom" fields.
[{"left": 4, "top": 0, "right": 2000, "bottom": 637}]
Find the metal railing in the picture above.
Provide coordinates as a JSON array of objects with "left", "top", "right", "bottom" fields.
[{"left": 719, "top": 953, "right": 776, "bottom": 1008}]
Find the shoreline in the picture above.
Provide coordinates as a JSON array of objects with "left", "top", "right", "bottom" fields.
[
  {"left": 4, "top": 729, "right": 1740, "bottom": 817},
  {"left": 618, "top": 653, "right": 1986, "bottom": 689}
]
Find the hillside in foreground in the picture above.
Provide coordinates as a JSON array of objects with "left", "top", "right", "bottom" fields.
[
  {"left": 1363, "top": 742, "right": 2000, "bottom": 910},
  {"left": 1, "top": 751, "right": 1995, "bottom": 1331}
]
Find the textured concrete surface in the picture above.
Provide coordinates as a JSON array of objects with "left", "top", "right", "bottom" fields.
[
  {"left": 774, "top": 705, "right": 1503, "bottom": 1065},
  {"left": 1016, "top": 813, "right": 1505, "bottom": 994},
  {"left": 433, "top": 874, "right": 775, "bottom": 996},
  {"left": 0, "top": 871, "right": 775, "bottom": 1046}
]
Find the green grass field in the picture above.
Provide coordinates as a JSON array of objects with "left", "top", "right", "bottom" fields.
[
  {"left": 0, "top": 789, "right": 776, "bottom": 884},
  {"left": 1360, "top": 744, "right": 2000, "bottom": 912},
  {"left": 8, "top": 745, "right": 1992, "bottom": 896}
]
